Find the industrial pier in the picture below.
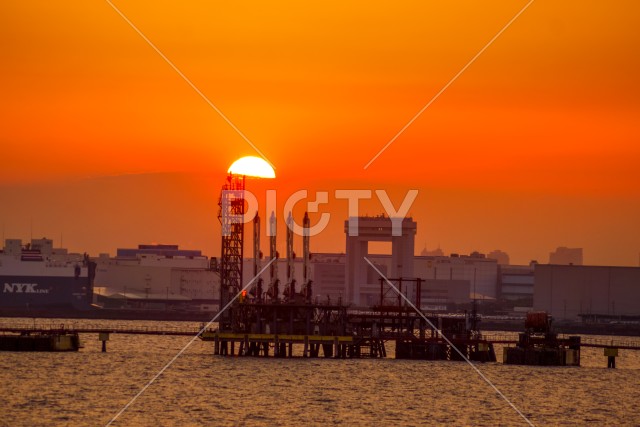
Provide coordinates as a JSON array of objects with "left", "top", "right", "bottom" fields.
[
  {"left": 503, "top": 312, "right": 581, "bottom": 366},
  {"left": 0, "top": 329, "right": 81, "bottom": 352},
  {"left": 199, "top": 301, "right": 496, "bottom": 361},
  {"left": 200, "top": 301, "right": 359, "bottom": 358},
  {"left": 349, "top": 308, "right": 495, "bottom": 362},
  {"left": 208, "top": 170, "right": 497, "bottom": 360}
]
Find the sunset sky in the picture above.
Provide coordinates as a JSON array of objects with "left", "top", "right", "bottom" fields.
[{"left": 1, "top": 1, "right": 639, "bottom": 266}]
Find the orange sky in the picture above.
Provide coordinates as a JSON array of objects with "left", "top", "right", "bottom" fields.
[{"left": 1, "top": 1, "right": 639, "bottom": 266}]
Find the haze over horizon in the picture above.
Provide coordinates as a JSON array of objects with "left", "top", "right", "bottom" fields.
[
  {"left": 1, "top": 171, "right": 638, "bottom": 268},
  {"left": 1, "top": 2, "right": 639, "bottom": 267}
]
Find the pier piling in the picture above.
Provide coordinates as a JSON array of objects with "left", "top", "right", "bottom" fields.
[
  {"left": 605, "top": 347, "right": 618, "bottom": 368},
  {"left": 98, "top": 332, "right": 109, "bottom": 353}
]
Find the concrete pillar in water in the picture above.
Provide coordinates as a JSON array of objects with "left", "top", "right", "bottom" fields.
[
  {"left": 605, "top": 347, "right": 618, "bottom": 368},
  {"left": 98, "top": 332, "right": 110, "bottom": 353}
]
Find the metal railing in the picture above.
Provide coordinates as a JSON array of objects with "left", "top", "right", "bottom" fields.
[
  {"left": 2, "top": 321, "right": 640, "bottom": 348},
  {"left": 0, "top": 322, "right": 206, "bottom": 336}
]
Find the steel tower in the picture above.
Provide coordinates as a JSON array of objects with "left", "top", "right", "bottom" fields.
[{"left": 218, "top": 173, "right": 245, "bottom": 326}]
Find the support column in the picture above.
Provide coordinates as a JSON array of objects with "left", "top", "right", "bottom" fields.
[{"left": 98, "top": 332, "right": 109, "bottom": 353}]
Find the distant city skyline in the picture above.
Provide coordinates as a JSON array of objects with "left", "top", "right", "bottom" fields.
[{"left": 1, "top": 171, "right": 638, "bottom": 268}]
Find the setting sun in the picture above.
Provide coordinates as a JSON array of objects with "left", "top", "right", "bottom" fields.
[{"left": 228, "top": 156, "right": 276, "bottom": 179}]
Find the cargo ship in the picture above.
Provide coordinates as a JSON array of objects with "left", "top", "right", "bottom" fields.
[{"left": 0, "top": 238, "right": 96, "bottom": 311}]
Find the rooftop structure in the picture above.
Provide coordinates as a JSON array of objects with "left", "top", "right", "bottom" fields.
[
  {"left": 549, "top": 247, "right": 583, "bottom": 265},
  {"left": 116, "top": 244, "right": 202, "bottom": 258}
]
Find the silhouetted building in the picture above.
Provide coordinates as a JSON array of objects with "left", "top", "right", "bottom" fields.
[
  {"left": 499, "top": 264, "right": 534, "bottom": 307},
  {"left": 488, "top": 249, "right": 510, "bottom": 265},
  {"left": 420, "top": 246, "right": 444, "bottom": 257},
  {"left": 311, "top": 254, "right": 348, "bottom": 302},
  {"left": 420, "top": 279, "right": 470, "bottom": 311},
  {"left": 415, "top": 253, "right": 498, "bottom": 300},
  {"left": 116, "top": 244, "right": 202, "bottom": 258},
  {"left": 533, "top": 264, "right": 640, "bottom": 321},
  {"left": 549, "top": 247, "right": 583, "bottom": 265},
  {"left": 94, "top": 244, "right": 219, "bottom": 309}
]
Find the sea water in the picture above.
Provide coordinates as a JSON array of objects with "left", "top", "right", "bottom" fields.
[{"left": 1, "top": 318, "right": 639, "bottom": 426}]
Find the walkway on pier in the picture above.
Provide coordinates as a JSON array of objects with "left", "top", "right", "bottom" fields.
[
  {"left": 2, "top": 323, "right": 640, "bottom": 351},
  {"left": 0, "top": 322, "right": 203, "bottom": 337},
  {"left": 482, "top": 333, "right": 640, "bottom": 350}
]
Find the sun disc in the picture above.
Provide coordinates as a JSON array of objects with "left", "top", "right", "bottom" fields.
[{"left": 228, "top": 156, "right": 275, "bottom": 178}]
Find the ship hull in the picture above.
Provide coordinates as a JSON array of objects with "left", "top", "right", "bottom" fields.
[{"left": 0, "top": 273, "right": 93, "bottom": 310}]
